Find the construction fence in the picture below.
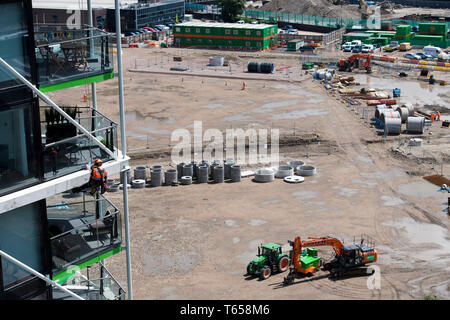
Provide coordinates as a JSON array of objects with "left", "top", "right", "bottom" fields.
[{"left": 185, "top": 4, "right": 450, "bottom": 30}]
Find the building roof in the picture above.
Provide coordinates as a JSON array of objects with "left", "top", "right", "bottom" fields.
[
  {"left": 176, "top": 21, "right": 276, "bottom": 29},
  {"left": 32, "top": 0, "right": 138, "bottom": 10}
]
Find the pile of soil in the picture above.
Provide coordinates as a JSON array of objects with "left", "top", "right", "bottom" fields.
[{"left": 257, "top": 0, "right": 362, "bottom": 19}]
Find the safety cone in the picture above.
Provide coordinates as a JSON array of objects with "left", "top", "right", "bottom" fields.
[
  {"left": 242, "top": 82, "right": 246, "bottom": 90},
  {"left": 83, "top": 94, "right": 87, "bottom": 102}
]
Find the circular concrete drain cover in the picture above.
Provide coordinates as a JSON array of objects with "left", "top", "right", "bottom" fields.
[{"left": 284, "top": 176, "right": 305, "bottom": 184}]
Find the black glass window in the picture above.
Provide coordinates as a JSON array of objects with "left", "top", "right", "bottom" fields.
[
  {"left": 0, "top": 0, "right": 32, "bottom": 89},
  {"left": 0, "top": 103, "right": 39, "bottom": 193},
  {"left": 0, "top": 201, "right": 47, "bottom": 289}
]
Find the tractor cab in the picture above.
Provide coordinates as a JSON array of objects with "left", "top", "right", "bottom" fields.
[{"left": 247, "top": 243, "right": 290, "bottom": 280}]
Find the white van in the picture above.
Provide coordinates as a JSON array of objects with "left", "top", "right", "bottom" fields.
[
  {"left": 351, "top": 40, "right": 362, "bottom": 46},
  {"left": 362, "top": 44, "right": 374, "bottom": 53},
  {"left": 423, "top": 46, "right": 449, "bottom": 59}
]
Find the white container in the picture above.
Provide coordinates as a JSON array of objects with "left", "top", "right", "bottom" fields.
[{"left": 209, "top": 56, "right": 224, "bottom": 66}]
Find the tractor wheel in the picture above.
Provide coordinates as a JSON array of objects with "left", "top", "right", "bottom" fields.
[
  {"left": 259, "top": 266, "right": 272, "bottom": 280},
  {"left": 246, "top": 263, "right": 253, "bottom": 276},
  {"left": 277, "top": 256, "right": 289, "bottom": 273}
]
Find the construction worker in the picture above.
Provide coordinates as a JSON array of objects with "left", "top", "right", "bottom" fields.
[
  {"left": 436, "top": 111, "right": 440, "bottom": 121},
  {"left": 71, "top": 159, "right": 108, "bottom": 196},
  {"left": 430, "top": 112, "right": 435, "bottom": 122},
  {"left": 89, "top": 159, "right": 108, "bottom": 195}
]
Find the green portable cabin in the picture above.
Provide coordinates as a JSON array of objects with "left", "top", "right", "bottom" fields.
[
  {"left": 396, "top": 24, "right": 412, "bottom": 36},
  {"left": 413, "top": 34, "right": 445, "bottom": 42},
  {"left": 287, "top": 39, "right": 304, "bottom": 51},
  {"left": 418, "top": 23, "right": 448, "bottom": 36}
]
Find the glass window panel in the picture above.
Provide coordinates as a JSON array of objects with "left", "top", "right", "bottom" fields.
[
  {"left": 0, "top": 103, "right": 39, "bottom": 193},
  {"left": 0, "top": 201, "right": 46, "bottom": 288},
  {"left": 0, "top": 1, "right": 31, "bottom": 89}
]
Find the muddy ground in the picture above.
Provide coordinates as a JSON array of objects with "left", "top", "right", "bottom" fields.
[{"left": 49, "top": 47, "right": 450, "bottom": 300}]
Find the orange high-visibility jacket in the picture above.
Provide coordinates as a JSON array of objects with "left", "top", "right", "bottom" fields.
[{"left": 91, "top": 166, "right": 107, "bottom": 182}]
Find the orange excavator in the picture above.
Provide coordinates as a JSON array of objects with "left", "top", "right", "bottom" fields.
[
  {"left": 339, "top": 54, "right": 374, "bottom": 73},
  {"left": 283, "top": 235, "right": 378, "bottom": 285}
]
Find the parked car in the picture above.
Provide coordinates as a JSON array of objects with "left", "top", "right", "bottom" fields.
[
  {"left": 415, "top": 52, "right": 432, "bottom": 60},
  {"left": 251, "top": 21, "right": 258, "bottom": 24},
  {"left": 288, "top": 29, "right": 298, "bottom": 35},
  {"left": 279, "top": 29, "right": 288, "bottom": 34},
  {"left": 343, "top": 45, "right": 353, "bottom": 52},
  {"left": 237, "top": 20, "right": 245, "bottom": 24},
  {"left": 403, "top": 53, "right": 421, "bottom": 60},
  {"left": 283, "top": 25, "right": 293, "bottom": 30},
  {"left": 352, "top": 45, "right": 362, "bottom": 53},
  {"left": 362, "top": 44, "right": 374, "bottom": 53}
]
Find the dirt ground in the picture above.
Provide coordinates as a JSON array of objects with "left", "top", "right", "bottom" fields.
[{"left": 49, "top": 46, "right": 450, "bottom": 300}]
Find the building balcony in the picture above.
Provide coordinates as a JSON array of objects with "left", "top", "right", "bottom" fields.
[
  {"left": 47, "top": 195, "right": 122, "bottom": 282},
  {"left": 52, "top": 262, "right": 126, "bottom": 300},
  {"left": 34, "top": 25, "right": 114, "bottom": 92},
  {"left": 40, "top": 105, "right": 118, "bottom": 182}
]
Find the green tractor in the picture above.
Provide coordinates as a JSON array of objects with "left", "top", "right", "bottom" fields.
[{"left": 246, "top": 243, "right": 290, "bottom": 280}]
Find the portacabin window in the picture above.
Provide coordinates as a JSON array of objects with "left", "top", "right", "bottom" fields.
[
  {"left": 196, "top": 28, "right": 200, "bottom": 33},
  {"left": 175, "top": 27, "right": 180, "bottom": 32},
  {"left": 225, "top": 29, "right": 230, "bottom": 35},
  {"left": 233, "top": 30, "right": 238, "bottom": 35},
  {"left": 245, "top": 30, "right": 251, "bottom": 36},
  {"left": 206, "top": 28, "right": 210, "bottom": 34},
  {"left": 185, "top": 27, "right": 190, "bottom": 33},
  {"left": 256, "top": 31, "right": 261, "bottom": 36}
]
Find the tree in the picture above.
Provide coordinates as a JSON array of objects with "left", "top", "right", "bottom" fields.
[{"left": 217, "top": 0, "right": 246, "bottom": 23}]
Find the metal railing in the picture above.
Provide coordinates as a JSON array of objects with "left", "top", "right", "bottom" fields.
[
  {"left": 34, "top": 24, "right": 113, "bottom": 87},
  {"left": 47, "top": 195, "right": 122, "bottom": 274},
  {"left": 185, "top": 3, "right": 450, "bottom": 29},
  {"left": 40, "top": 105, "right": 118, "bottom": 181},
  {"left": 0, "top": 249, "right": 84, "bottom": 300},
  {"left": 0, "top": 57, "right": 118, "bottom": 163}
]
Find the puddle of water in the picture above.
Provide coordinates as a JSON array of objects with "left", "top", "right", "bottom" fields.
[
  {"left": 125, "top": 110, "right": 145, "bottom": 122},
  {"left": 236, "top": 239, "right": 265, "bottom": 264},
  {"left": 133, "top": 125, "right": 172, "bottom": 135},
  {"left": 353, "top": 74, "right": 450, "bottom": 109},
  {"left": 250, "top": 99, "right": 301, "bottom": 114},
  {"left": 221, "top": 115, "right": 253, "bottom": 122},
  {"left": 380, "top": 195, "right": 405, "bottom": 206},
  {"left": 351, "top": 178, "right": 378, "bottom": 188},
  {"left": 360, "top": 168, "right": 406, "bottom": 180},
  {"left": 248, "top": 219, "right": 267, "bottom": 226},
  {"left": 261, "top": 199, "right": 281, "bottom": 205},
  {"left": 271, "top": 108, "right": 328, "bottom": 120},
  {"left": 200, "top": 103, "right": 233, "bottom": 109},
  {"left": 143, "top": 251, "right": 200, "bottom": 276},
  {"left": 292, "top": 190, "right": 318, "bottom": 200},
  {"left": 303, "top": 201, "right": 327, "bottom": 207},
  {"left": 333, "top": 186, "right": 359, "bottom": 197},
  {"left": 225, "top": 219, "right": 238, "bottom": 227},
  {"left": 381, "top": 217, "right": 450, "bottom": 270},
  {"left": 397, "top": 180, "right": 443, "bottom": 198}
]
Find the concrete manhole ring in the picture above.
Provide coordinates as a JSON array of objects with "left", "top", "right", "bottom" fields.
[
  {"left": 298, "top": 165, "right": 317, "bottom": 176},
  {"left": 275, "top": 165, "right": 294, "bottom": 178},
  {"left": 254, "top": 169, "right": 275, "bottom": 183},
  {"left": 283, "top": 176, "right": 305, "bottom": 184}
]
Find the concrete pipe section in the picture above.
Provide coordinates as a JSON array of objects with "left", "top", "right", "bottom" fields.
[
  {"left": 230, "top": 165, "right": 241, "bottom": 182},
  {"left": 254, "top": 169, "right": 275, "bottom": 183},
  {"left": 180, "top": 176, "right": 192, "bottom": 185},
  {"left": 151, "top": 168, "right": 163, "bottom": 187},
  {"left": 224, "top": 159, "right": 235, "bottom": 180},
  {"left": 213, "top": 165, "right": 225, "bottom": 183},
  {"left": 197, "top": 165, "right": 209, "bottom": 183},
  {"left": 164, "top": 169, "right": 178, "bottom": 186},
  {"left": 284, "top": 176, "right": 305, "bottom": 184},
  {"left": 275, "top": 165, "right": 294, "bottom": 178},
  {"left": 132, "top": 179, "right": 146, "bottom": 189},
  {"left": 182, "top": 164, "right": 194, "bottom": 178},
  {"left": 287, "top": 160, "right": 305, "bottom": 172},
  {"left": 191, "top": 161, "right": 198, "bottom": 179},
  {"left": 134, "top": 166, "right": 147, "bottom": 180},
  {"left": 119, "top": 183, "right": 131, "bottom": 190},
  {"left": 106, "top": 179, "right": 115, "bottom": 186},
  {"left": 297, "top": 165, "right": 317, "bottom": 176},
  {"left": 177, "top": 163, "right": 185, "bottom": 179},
  {"left": 108, "top": 184, "right": 120, "bottom": 192}
]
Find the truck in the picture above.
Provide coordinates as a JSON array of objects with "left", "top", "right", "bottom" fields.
[
  {"left": 383, "top": 41, "right": 399, "bottom": 52},
  {"left": 246, "top": 243, "right": 290, "bottom": 280},
  {"left": 423, "top": 46, "right": 450, "bottom": 61},
  {"left": 399, "top": 42, "right": 411, "bottom": 51}
]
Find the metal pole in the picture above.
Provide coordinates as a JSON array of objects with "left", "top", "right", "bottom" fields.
[
  {"left": 0, "top": 57, "right": 117, "bottom": 160},
  {"left": 115, "top": 0, "right": 133, "bottom": 300},
  {"left": 0, "top": 249, "right": 84, "bottom": 300},
  {"left": 87, "top": 0, "right": 98, "bottom": 111}
]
